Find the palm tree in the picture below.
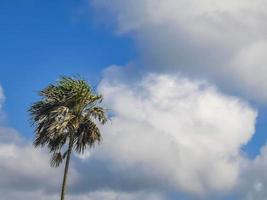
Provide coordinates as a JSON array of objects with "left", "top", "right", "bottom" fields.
[{"left": 29, "top": 76, "right": 107, "bottom": 200}]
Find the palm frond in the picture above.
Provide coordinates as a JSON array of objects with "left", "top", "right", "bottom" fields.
[
  {"left": 29, "top": 76, "right": 108, "bottom": 166},
  {"left": 50, "top": 152, "right": 63, "bottom": 168},
  {"left": 73, "top": 117, "right": 101, "bottom": 154},
  {"left": 84, "top": 106, "right": 108, "bottom": 124}
]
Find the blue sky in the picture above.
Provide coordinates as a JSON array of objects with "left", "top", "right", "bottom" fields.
[
  {"left": 1, "top": 1, "right": 267, "bottom": 200},
  {"left": 0, "top": 0, "right": 135, "bottom": 137},
  {"left": 0, "top": 0, "right": 265, "bottom": 156}
]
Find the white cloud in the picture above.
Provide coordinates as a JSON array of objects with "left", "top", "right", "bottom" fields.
[
  {"left": 0, "top": 85, "right": 4, "bottom": 104},
  {"left": 74, "top": 191, "right": 166, "bottom": 200},
  {"left": 92, "top": 0, "right": 267, "bottom": 101},
  {"left": 77, "top": 68, "right": 257, "bottom": 197},
  {"left": 0, "top": 82, "right": 168, "bottom": 200},
  {"left": 0, "top": 127, "right": 64, "bottom": 193},
  {"left": 0, "top": 190, "right": 167, "bottom": 200},
  {"left": 0, "top": 85, "right": 77, "bottom": 200},
  {"left": 0, "top": 126, "right": 168, "bottom": 200},
  {"left": 0, "top": 85, "right": 5, "bottom": 122},
  {"left": 237, "top": 145, "right": 267, "bottom": 200},
  {"left": 0, "top": 85, "right": 60, "bottom": 194},
  {"left": 229, "top": 41, "right": 267, "bottom": 100},
  {"left": 0, "top": 75, "right": 261, "bottom": 199}
]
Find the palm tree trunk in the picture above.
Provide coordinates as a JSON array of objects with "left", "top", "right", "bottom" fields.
[{"left": 60, "top": 138, "right": 73, "bottom": 200}]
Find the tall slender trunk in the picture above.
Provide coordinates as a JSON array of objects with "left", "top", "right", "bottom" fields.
[{"left": 60, "top": 138, "right": 73, "bottom": 200}]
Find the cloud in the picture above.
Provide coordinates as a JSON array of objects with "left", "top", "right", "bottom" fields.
[
  {"left": 73, "top": 191, "right": 166, "bottom": 200},
  {"left": 236, "top": 145, "right": 267, "bottom": 200},
  {"left": 0, "top": 127, "right": 65, "bottom": 196},
  {"left": 0, "top": 128, "right": 166, "bottom": 200},
  {"left": 0, "top": 85, "right": 4, "bottom": 104},
  {"left": 69, "top": 67, "right": 257, "bottom": 198},
  {"left": 0, "top": 85, "right": 76, "bottom": 199},
  {"left": 92, "top": 0, "right": 267, "bottom": 101},
  {"left": 0, "top": 71, "right": 262, "bottom": 199},
  {"left": 0, "top": 83, "right": 169, "bottom": 200},
  {"left": 0, "top": 190, "right": 167, "bottom": 200},
  {"left": 0, "top": 85, "right": 5, "bottom": 122}
]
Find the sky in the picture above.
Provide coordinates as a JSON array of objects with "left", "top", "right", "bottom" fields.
[{"left": 1, "top": 0, "right": 267, "bottom": 199}]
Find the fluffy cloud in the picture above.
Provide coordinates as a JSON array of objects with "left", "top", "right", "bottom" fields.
[
  {"left": 73, "top": 68, "right": 257, "bottom": 198},
  {"left": 236, "top": 145, "right": 267, "bottom": 200},
  {"left": 0, "top": 85, "right": 5, "bottom": 122},
  {"left": 0, "top": 83, "right": 168, "bottom": 200},
  {"left": 92, "top": 0, "right": 267, "bottom": 101},
  {"left": 0, "top": 84, "right": 161, "bottom": 200},
  {"left": 0, "top": 75, "right": 261, "bottom": 199},
  {"left": 0, "top": 85, "right": 73, "bottom": 199},
  {"left": 0, "top": 190, "right": 166, "bottom": 200},
  {"left": 73, "top": 191, "right": 166, "bottom": 200},
  {"left": 0, "top": 127, "right": 65, "bottom": 198},
  {"left": 0, "top": 85, "right": 4, "bottom": 104}
]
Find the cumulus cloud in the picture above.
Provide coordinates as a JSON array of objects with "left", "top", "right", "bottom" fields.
[
  {"left": 0, "top": 75, "right": 261, "bottom": 200},
  {"left": 69, "top": 67, "right": 257, "bottom": 198},
  {"left": 0, "top": 85, "right": 5, "bottom": 122},
  {"left": 236, "top": 145, "right": 267, "bottom": 200},
  {"left": 0, "top": 83, "right": 168, "bottom": 200},
  {"left": 92, "top": 0, "right": 267, "bottom": 101},
  {"left": 0, "top": 190, "right": 166, "bottom": 200},
  {"left": 73, "top": 191, "right": 166, "bottom": 200},
  {"left": 0, "top": 85, "right": 73, "bottom": 199},
  {"left": 0, "top": 123, "right": 66, "bottom": 200},
  {"left": 0, "top": 85, "right": 4, "bottom": 104}
]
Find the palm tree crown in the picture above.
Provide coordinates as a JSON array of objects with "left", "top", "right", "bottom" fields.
[{"left": 29, "top": 76, "right": 107, "bottom": 200}]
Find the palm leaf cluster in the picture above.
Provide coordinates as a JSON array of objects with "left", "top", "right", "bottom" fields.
[{"left": 29, "top": 77, "right": 107, "bottom": 167}]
